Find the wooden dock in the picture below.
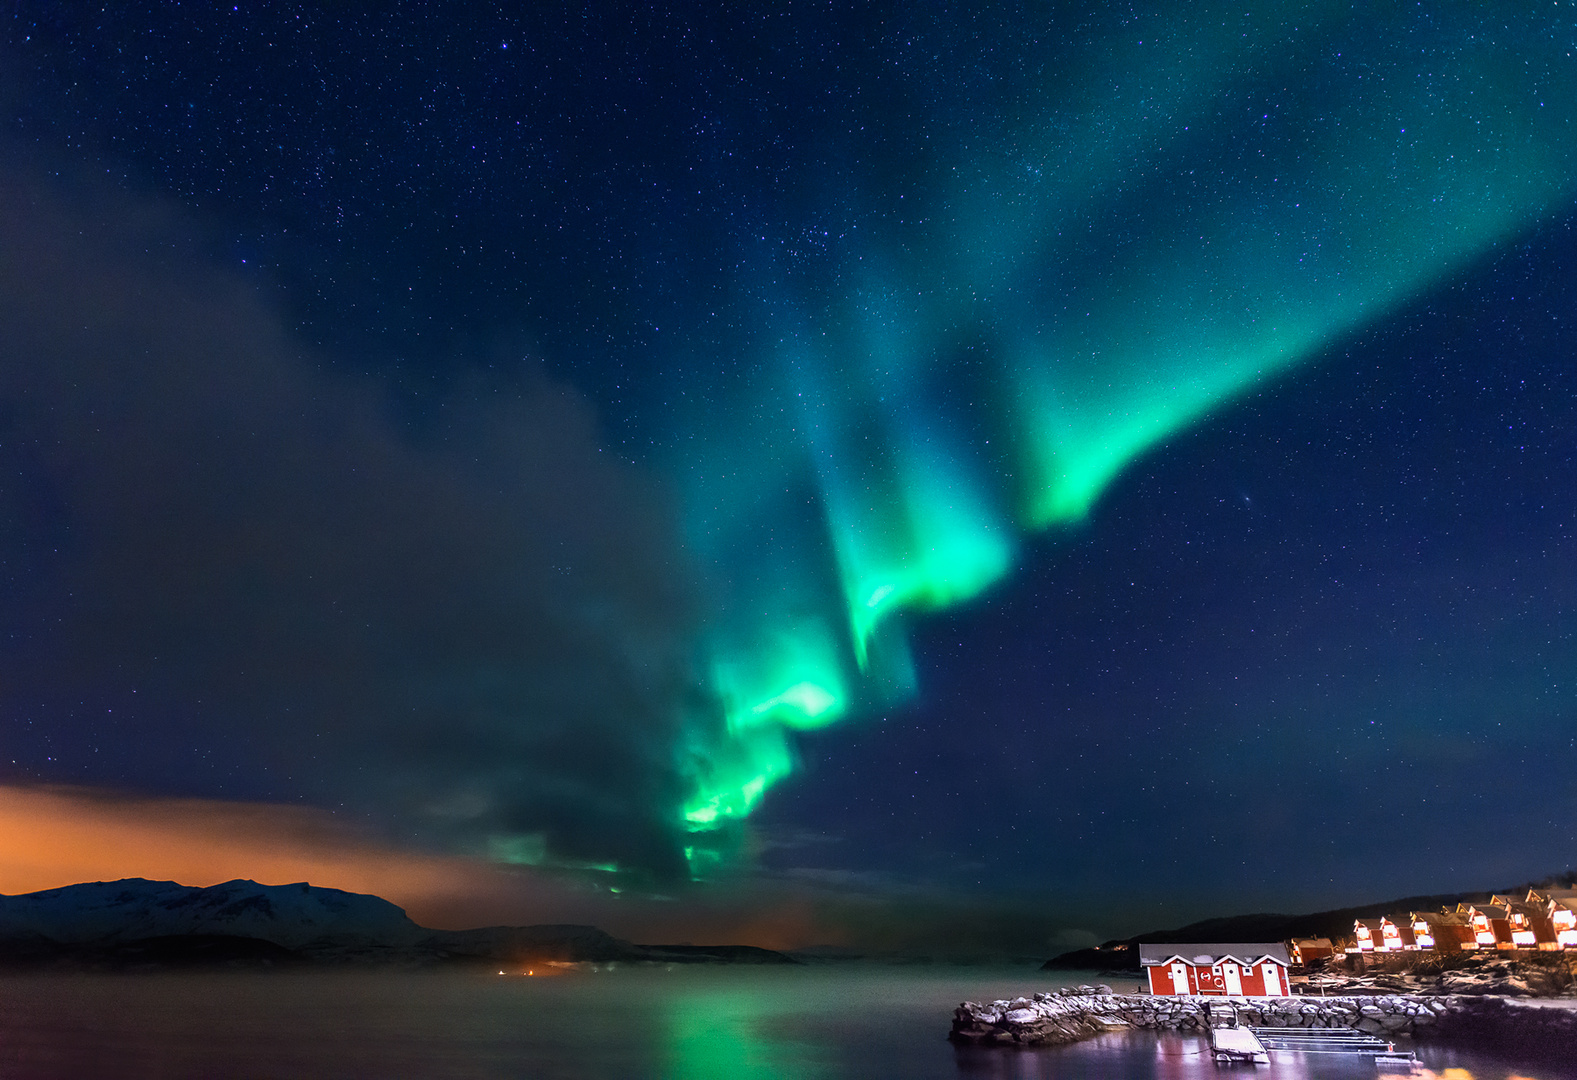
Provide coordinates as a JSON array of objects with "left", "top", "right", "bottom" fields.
[{"left": 1208, "top": 1025, "right": 1269, "bottom": 1065}]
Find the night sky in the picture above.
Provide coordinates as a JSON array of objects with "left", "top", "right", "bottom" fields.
[{"left": 2, "top": 2, "right": 1575, "bottom": 951}]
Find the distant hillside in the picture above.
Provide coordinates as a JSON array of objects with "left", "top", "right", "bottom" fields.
[
  {"left": 0, "top": 878, "right": 797, "bottom": 969},
  {"left": 1042, "top": 874, "right": 1576, "bottom": 972},
  {"left": 421, "top": 924, "right": 795, "bottom": 967}
]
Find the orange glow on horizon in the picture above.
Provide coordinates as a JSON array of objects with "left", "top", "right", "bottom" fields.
[
  {"left": 0, "top": 783, "right": 557, "bottom": 929},
  {"left": 0, "top": 784, "right": 1004, "bottom": 955}
]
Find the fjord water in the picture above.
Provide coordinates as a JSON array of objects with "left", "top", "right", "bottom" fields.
[{"left": 0, "top": 967, "right": 1560, "bottom": 1080}]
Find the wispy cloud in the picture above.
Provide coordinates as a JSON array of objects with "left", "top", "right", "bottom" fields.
[{"left": 0, "top": 163, "right": 712, "bottom": 883}]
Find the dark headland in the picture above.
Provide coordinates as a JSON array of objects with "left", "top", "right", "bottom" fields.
[{"left": 0, "top": 878, "right": 796, "bottom": 970}]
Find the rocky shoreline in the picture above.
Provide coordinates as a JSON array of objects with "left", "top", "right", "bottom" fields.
[
  {"left": 950, "top": 986, "right": 1448, "bottom": 1046},
  {"left": 949, "top": 985, "right": 1577, "bottom": 1068},
  {"left": 1308, "top": 949, "right": 1574, "bottom": 997}
]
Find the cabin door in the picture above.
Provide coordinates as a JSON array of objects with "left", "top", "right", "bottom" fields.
[
  {"left": 1170, "top": 963, "right": 1190, "bottom": 994},
  {"left": 1261, "top": 964, "right": 1282, "bottom": 995},
  {"left": 1222, "top": 962, "right": 1243, "bottom": 995}
]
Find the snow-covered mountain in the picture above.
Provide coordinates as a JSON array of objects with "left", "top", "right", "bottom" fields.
[
  {"left": 0, "top": 878, "right": 422, "bottom": 949},
  {"left": 0, "top": 878, "right": 797, "bottom": 967}
]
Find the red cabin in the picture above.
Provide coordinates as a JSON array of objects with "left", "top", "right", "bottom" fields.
[
  {"left": 1139, "top": 944, "right": 1292, "bottom": 996},
  {"left": 1490, "top": 894, "right": 1555, "bottom": 950},
  {"left": 1458, "top": 903, "right": 1514, "bottom": 950},
  {"left": 1430, "top": 909, "right": 1479, "bottom": 951},
  {"left": 1288, "top": 937, "right": 1334, "bottom": 964}
]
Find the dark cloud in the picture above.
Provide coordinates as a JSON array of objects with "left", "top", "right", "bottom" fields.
[{"left": 0, "top": 165, "right": 712, "bottom": 882}]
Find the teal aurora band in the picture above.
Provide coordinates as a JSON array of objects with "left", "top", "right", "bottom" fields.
[{"left": 654, "top": 3, "right": 1577, "bottom": 869}]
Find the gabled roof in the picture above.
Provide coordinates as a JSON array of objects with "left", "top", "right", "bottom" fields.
[
  {"left": 1137, "top": 943, "right": 1292, "bottom": 967},
  {"left": 1455, "top": 901, "right": 1510, "bottom": 919},
  {"left": 1500, "top": 898, "right": 1547, "bottom": 918}
]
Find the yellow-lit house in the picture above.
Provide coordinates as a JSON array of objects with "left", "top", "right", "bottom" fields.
[
  {"left": 1457, "top": 902, "right": 1514, "bottom": 950},
  {"left": 1527, "top": 888, "right": 1577, "bottom": 950},
  {"left": 1353, "top": 917, "right": 1403, "bottom": 952}
]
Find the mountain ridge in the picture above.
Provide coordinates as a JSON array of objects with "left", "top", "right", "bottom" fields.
[{"left": 0, "top": 878, "right": 796, "bottom": 969}]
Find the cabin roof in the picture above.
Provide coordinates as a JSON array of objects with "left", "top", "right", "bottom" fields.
[
  {"left": 1501, "top": 899, "right": 1547, "bottom": 917},
  {"left": 1455, "top": 900, "right": 1509, "bottom": 915},
  {"left": 1523, "top": 889, "right": 1574, "bottom": 910},
  {"left": 1137, "top": 943, "right": 1291, "bottom": 967}
]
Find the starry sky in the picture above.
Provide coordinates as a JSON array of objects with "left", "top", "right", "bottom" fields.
[{"left": 1, "top": 1, "right": 1575, "bottom": 951}]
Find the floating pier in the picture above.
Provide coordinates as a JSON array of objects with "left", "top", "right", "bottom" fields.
[
  {"left": 1208, "top": 1025, "right": 1269, "bottom": 1065},
  {"left": 1250, "top": 1026, "right": 1398, "bottom": 1054},
  {"left": 1247, "top": 1027, "right": 1420, "bottom": 1071}
]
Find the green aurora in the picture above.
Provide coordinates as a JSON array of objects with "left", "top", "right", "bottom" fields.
[{"left": 671, "top": 2, "right": 1577, "bottom": 863}]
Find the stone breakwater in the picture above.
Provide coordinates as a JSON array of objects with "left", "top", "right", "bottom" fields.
[{"left": 950, "top": 986, "right": 1455, "bottom": 1047}]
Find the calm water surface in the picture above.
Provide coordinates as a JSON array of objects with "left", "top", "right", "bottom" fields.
[{"left": 0, "top": 966, "right": 1566, "bottom": 1080}]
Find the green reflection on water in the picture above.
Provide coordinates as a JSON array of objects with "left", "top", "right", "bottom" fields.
[{"left": 661, "top": 982, "right": 825, "bottom": 1080}]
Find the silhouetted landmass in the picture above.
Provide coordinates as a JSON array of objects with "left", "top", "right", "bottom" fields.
[
  {"left": 418, "top": 924, "right": 638, "bottom": 965},
  {"left": 418, "top": 925, "right": 797, "bottom": 967},
  {"left": 1042, "top": 873, "right": 1576, "bottom": 972},
  {"left": 637, "top": 944, "right": 797, "bottom": 964},
  {"left": 0, "top": 932, "right": 308, "bottom": 968},
  {"left": 0, "top": 879, "right": 797, "bottom": 970}
]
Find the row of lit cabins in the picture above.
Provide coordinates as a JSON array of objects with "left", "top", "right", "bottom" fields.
[
  {"left": 1138, "top": 888, "right": 1577, "bottom": 996},
  {"left": 1289, "top": 888, "right": 1577, "bottom": 962}
]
